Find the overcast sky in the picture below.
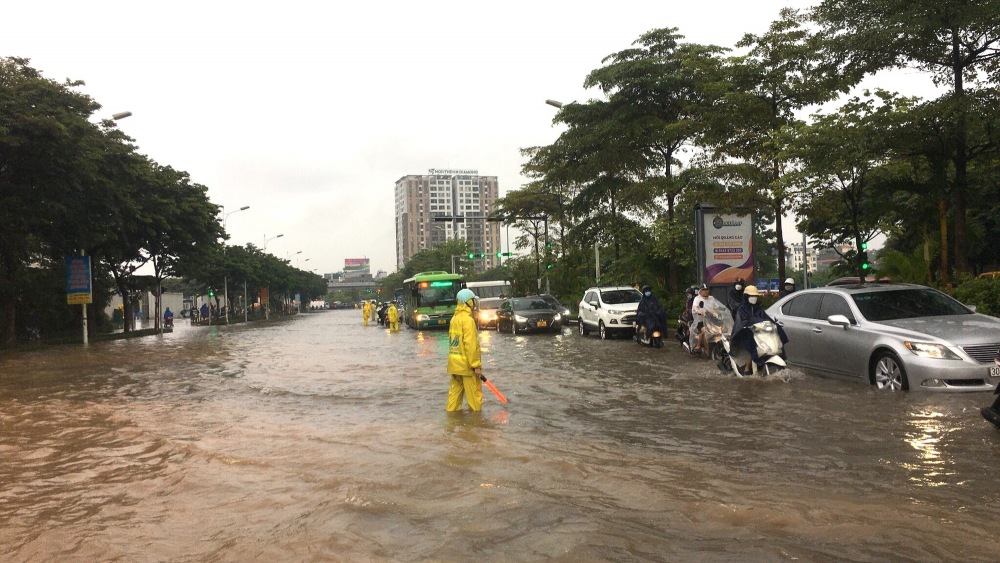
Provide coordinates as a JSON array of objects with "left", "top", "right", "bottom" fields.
[{"left": 4, "top": 1, "right": 940, "bottom": 275}]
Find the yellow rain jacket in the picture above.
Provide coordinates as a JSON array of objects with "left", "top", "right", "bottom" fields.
[
  {"left": 387, "top": 304, "right": 399, "bottom": 323},
  {"left": 447, "top": 302, "right": 482, "bottom": 376}
]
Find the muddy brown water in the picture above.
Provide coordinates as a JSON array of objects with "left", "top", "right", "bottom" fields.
[{"left": 2, "top": 310, "right": 999, "bottom": 562}]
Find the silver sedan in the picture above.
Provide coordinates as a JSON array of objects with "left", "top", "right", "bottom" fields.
[{"left": 767, "top": 284, "right": 1000, "bottom": 392}]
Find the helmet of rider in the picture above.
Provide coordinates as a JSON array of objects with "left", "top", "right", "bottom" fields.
[
  {"left": 735, "top": 278, "right": 745, "bottom": 290},
  {"left": 685, "top": 286, "right": 696, "bottom": 296},
  {"left": 641, "top": 285, "right": 652, "bottom": 296},
  {"left": 784, "top": 278, "right": 795, "bottom": 285},
  {"left": 743, "top": 285, "right": 760, "bottom": 296},
  {"left": 456, "top": 288, "right": 478, "bottom": 306}
]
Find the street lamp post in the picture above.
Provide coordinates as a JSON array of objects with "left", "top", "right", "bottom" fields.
[
  {"left": 222, "top": 205, "right": 250, "bottom": 324},
  {"left": 263, "top": 234, "right": 284, "bottom": 320}
]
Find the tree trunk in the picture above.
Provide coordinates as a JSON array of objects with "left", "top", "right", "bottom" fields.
[
  {"left": 667, "top": 195, "right": 677, "bottom": 295},
  {"left": 113, "top": 271, "right": 132, "bottom": 334},
  {"left": 952, "top": 33, "right": 969, "bottom": 273},
  {"left": 0, "top": 251, "right": 17, "bottom": 348},
  {"left": 940, "top": 199, "right": 949, "bottom": 284},
  {"left": 775, "top": 200, "right": 786, "bottom": 283}
]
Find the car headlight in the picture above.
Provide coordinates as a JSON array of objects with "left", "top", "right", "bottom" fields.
[
  {"left": 416, "top": 314, "right": 429, "bottom": 322},
  {"left": 563, "top": 308, "right": 570, "bottom": 316},
  {"left": 554, "top": 313, "right": 562, "bottom": 321},
  {"left": 514, "top": 315, "right": 528, "bottom": 323},
  {"left": 904, "top": 342, "right": 961, "bottom": 360},
  {"left": 609, "top": 309, "right": 625, "bottom": 315},
  {"left": 479, "top": 312, "right": 494, "bottom": 321}
]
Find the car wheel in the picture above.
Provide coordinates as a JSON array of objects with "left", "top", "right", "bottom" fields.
[
  {"left": 579, "top": 320, "right": 589, "bottom": 336},
  {"left": 872, "top": 351, "right": 909, "bottom": 391},
  {"left": 599, "top": 321, "right": 609, "bottom": 340}
]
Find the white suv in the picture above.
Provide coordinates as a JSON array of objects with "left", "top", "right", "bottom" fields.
[{"left": 578, "top": 286, "right": 643, "bottom": 340}]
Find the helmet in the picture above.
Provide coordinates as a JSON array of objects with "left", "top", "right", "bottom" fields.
[
  {"left": 685, "top": 286, "right": 696, "bottom": 295},
  {"left": 784, "top": 278, "right": 795, "bottom": 285},
  {"left": 456, "top": 288, "right": 478, "bottom": 305},
  {"left": 699, "top": 284, "right": 709, "bottom": 291},
  {"left": 641, "top": 285, "right": 652, "bottom": 294},
  {"left": 743, "top": 285, "right": 760, "bottom": 296}
]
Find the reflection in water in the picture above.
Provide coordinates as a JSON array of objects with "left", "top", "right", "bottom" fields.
[{"left": 1, "top": 312, "right": 1000, "bottom": 561}]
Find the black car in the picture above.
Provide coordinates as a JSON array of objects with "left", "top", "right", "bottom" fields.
[
  {"left": 537, "top": 294, "right": 573, "bottom": 323},
  {"left": 475, "top": 298, "right": 504, "bottom": 329},
  {"left": 496, "top": 296, "right": 565, "bottom": 334}
]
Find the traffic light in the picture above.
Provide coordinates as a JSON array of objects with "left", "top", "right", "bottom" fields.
[
  {"left": 366, "top": 289, "right": 372, "bottom": 294},
  {"left": 546, "top": 263, "right": 554, "bottom": 270},
  {"left": 495, "top": 252, "right": 513, "bottom": 258},
  {"left": 208, "top": 290, "right": 214, "bottom": 297},
  {"left": 467, "top": 252, "right": 486, "bottom": 259},
  {"left": 861, "top": 242, "right": 868, "bottom": 250}
]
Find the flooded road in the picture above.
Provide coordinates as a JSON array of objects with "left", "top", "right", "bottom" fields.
[{"left": 2, "top": 310, "right": 1000, "bottom": 562}]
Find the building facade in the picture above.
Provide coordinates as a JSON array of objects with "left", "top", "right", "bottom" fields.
[
  {"left": 395, "top": 169, "right": 500, "bottom": 271},
  {"left": 787, "top": 242, "right": 819, "bottom": 273}
]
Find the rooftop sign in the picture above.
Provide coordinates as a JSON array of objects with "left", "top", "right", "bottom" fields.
[{"left": 428, "top": 168, "right": 478, "bottom": 175}]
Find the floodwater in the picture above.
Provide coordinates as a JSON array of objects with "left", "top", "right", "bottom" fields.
[{"left": 2, "top": 311, "right": 1000, "bottom": 562}]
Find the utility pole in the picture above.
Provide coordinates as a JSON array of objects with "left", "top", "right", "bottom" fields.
[{"left": 802, "top": 233, "right": 809, "bottom": 290}]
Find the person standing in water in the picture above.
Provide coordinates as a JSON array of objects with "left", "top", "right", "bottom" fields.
[{"left": 447, "top": 289, "right": 483, "bottom": 412}]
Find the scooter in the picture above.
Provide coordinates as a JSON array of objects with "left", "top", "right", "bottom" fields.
[
  {"left": 687, "top": 300, "right": 733, "bottom": 360},
  {"left": 720, "top": 320, "right": 787, "bottom": 377},
  {"left": 635, "top": 315, "right": 666, "bottom": 348},
  {"left": 164, "top": 316, "right": 174, "bottom": 328},
  {"left": 676, "top": 312, "right": 692, "bottom": 351}
]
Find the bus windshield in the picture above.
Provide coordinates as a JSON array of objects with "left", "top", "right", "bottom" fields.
[{"left": 417, "top": 283, "right": 459, "bottom": 308}]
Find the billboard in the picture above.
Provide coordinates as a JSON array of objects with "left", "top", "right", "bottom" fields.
[
  {"left": 66, "top": 256, "right": 93, "bottom": 305},
  {"left": 344, "top": 258, "right": 370, "bottom": 274},
  {"left": 697, "top": 208, "right": 755, "bottom": 285}
]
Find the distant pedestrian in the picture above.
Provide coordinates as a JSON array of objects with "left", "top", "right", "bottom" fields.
[
  {"left": 778, "top": 278, "right": 796, "bottom": 299},
  {"left": 200, "top": 303, "right": 210, "bottom": 321}
]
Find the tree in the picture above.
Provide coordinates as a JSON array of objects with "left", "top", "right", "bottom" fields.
[
  {"left": 781, "top": 92, "right": 910, "bottom": 277},
  {"left": 814, "top": 0, "right": 1000, "bottom": 272},
  {"left": 0, "top": 57, "right": 104, "bottom": 345},
  {"left": 705, "top": 9, "right": 849, "bottom": 282},
  {"left": 581, "top": 29, "right": 726, "bottom": 293}
]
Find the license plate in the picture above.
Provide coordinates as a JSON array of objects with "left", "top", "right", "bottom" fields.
[
  {"left": 990, "top": 367, "right": 1000, "bottom": 377},
  {"left": 537, "top": 321, "right": 547, "bottom": 327},
  {"left": 438, "top": 319, "right": 447, "bottom": 325}
]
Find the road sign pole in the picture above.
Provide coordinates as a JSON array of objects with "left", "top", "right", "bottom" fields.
[{"left": 81, "top": 250, "right": 88, "bottom": 345}]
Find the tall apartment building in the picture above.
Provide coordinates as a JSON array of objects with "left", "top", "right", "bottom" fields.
[{"left": 395, "top": 169, "right": 500, "bottom": 271}]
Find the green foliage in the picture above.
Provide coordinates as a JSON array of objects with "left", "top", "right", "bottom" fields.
[{"left": 952, "top": 276, "right": 1000, "bottom": 317}]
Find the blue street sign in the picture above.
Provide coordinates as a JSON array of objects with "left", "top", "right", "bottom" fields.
[
  {"left": 66, "top": 256, "right": 93, "bottom": 305},
  {"left": 769, "top": 278, "right": 780, "bottom": 292},
  {"left": 756, "top": 279, "right": 769, "bottom": 291}
]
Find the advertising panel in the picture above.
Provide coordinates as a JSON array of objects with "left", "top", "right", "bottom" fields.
[
  {"left": 702, "top": 213, "right": 755, "bottom": 284},
  {"left": 66, "top": 256, "right": 93, "bottom": 305},
  {"left": 260, "top": 287, "right": 269, "bottom": 305},
  {"left": 344, "top": 258, "right": 370, "bottom": 273}
]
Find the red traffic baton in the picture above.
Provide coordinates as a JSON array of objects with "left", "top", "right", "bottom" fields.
[{"left": 480, "top": 375, "right": 508, "bottom": 404}]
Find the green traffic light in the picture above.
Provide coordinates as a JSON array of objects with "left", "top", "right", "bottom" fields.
[
  {"left": 496, "top": 252, "right": 502, "bottom": 258},
  {"left": 862, "top": 263, "right": 870, "bottom": 270},
  {"left": 861, "top": 242, "right": 868, "bottom": 250},
  {"left": 546, "top": 264, "right": 554, "bottom": 270},
  {"left": 468, "top": 253, "right": 474, "bottom": 259}
]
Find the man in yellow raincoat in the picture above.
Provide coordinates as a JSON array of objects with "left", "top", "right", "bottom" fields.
[
  {"left": 387, "top": 302, "right": 400, "bottom": 332},
  {"left": 362, "top": 300, "right": 371, "bottom": 326},
  {"left": 447, "top": 289, "right": 483, "bottom": 412}
]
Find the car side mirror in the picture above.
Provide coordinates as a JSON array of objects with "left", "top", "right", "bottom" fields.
[
  {"left": 827, "top": 314, "right": 852, "bottom": 329},
  {"left": 589, "top": 301, "right": 599, "bottom": 309},
  {"left": 969, "top": 305, "right": 978, "bottom": 313}
]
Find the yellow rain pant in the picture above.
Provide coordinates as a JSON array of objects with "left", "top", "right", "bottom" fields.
[
  {"left": 389, "top": 321, "right": 399, "bottom": 332},
  {"left": 447, "top": 374, "right": 482, "bottom": 412},
  {"left": 363, "top": 314, "right": 369, "bottom": 326}
]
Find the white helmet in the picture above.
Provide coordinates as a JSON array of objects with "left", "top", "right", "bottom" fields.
[{"left": 784, "top": 278, "right": 795, "bottom": 285}]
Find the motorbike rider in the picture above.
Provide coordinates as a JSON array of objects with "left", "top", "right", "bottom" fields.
[
  {"left": 635, "top": 285, "right": 667, "bottom": 342},
  {"left": 164, "top": 307, "right": 174, "bottom": 327},
  {"left": 778, "top": 277, "right": 796, "bottom": 298},
  {"left": 727, "top": 278, "right": 746, "bottom": 319},
  {"left": 732, "top": 285, "right": 788, "bottom": 374},
  {"left": 691, "top": 284, "right": 721, "bottom": 355}
]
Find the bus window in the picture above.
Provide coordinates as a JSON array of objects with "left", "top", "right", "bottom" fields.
[{"left": 418, "top": 284, "right": 459, "bottom": 308}]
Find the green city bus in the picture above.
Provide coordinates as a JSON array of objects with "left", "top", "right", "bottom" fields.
[{"left": 403, "top": 271, "right": 464, "bottom": 329}]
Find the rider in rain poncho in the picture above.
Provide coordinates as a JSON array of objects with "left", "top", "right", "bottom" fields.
[
  {"left": 731, "top": 285, "right": 788, "bottom": 374},
  {"left": 635, "top": 285, "right": 667, "bottom": 341}
]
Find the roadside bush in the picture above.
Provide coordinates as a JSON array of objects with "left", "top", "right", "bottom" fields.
[{"left": 952, "top": 276, "right": 1000, "bottom": 316}]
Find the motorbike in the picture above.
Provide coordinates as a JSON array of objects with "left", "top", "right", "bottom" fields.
[
  {"left": 687, "top": 299, "right": 733, "bottom": 360},
  {"left": 164, "top": 316, "right": 174, "bottom": 328},
  {"left": 676, "top": 312, "right": 692, "bottom": 352},
  {"left": 719, "top": 320, "right": 787, "bottom": 377},
  {"left": 635, "top": 314, "right": 666, "bottom": 348}
]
